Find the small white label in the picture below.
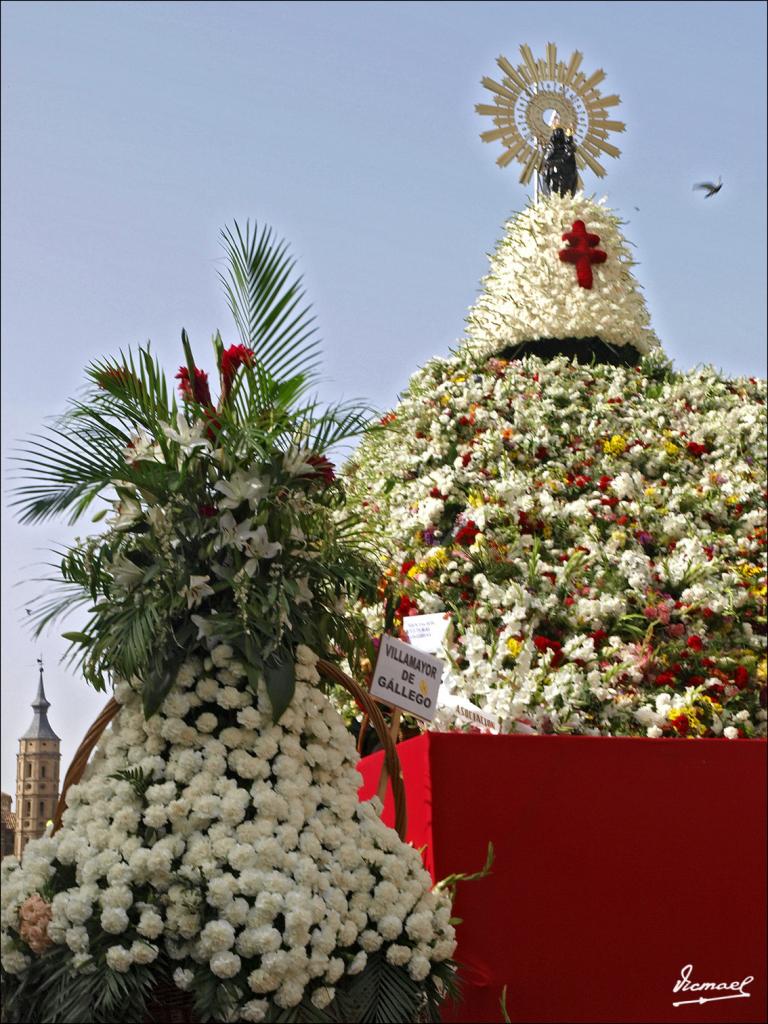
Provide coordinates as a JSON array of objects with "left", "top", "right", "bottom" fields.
[
  {"left": 439, "top": 690, "right": 500, "bottom": 733},
  {"left": 370, "top": 635, "right": 443, "bottom": 722},
  {"left": 401, "top": 612, "right": 453, "bottom": 654}
]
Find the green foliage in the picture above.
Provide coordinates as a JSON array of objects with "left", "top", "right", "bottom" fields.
[
  {"left": 12, "top": 221, "right": 383, "bottom": 714},
  {"left": 2, "top": 943, "right": 163, "bottom": 1024}
]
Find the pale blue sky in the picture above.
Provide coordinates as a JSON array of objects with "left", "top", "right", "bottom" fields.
[{"left": 2, "top": 0, "right": 766, "bottom": 796}]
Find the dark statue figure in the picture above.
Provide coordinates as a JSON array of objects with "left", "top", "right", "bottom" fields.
[{"left": 541, "top": 127, "right": 578, "bottom": 197}]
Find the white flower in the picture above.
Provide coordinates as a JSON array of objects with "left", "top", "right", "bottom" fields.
[
  {"left": 181, "top": 575, "right": 215, "bottom": 609},
  {"left": 173, "top": 967, "right": 195, "bottom": 991},
  {"left": 724, "top": 726, "right": 739, "bottom": 739},
  {"left": 137, "top": 909, "right": 164, "bottom": 939},
  {"left": 105, "top": 944, "right": 133, "bottom": 972},
  {"left": 124, "top": 430, "right": 164, "bottom": 466},
  {"left": 131, "top": 940, "right": 159, "bottom": 965},
  {"left": 100, "top": 907, "right": 129, "bottom": 934},
  {"left": 109, "top": 496, "right": 143, "bottom": 530},
  {"left": 241, "top": 1000, "right": 269, "bottom": 1022},
  {"left": 215, "top": 471, "right": 270, "bottom": 509},
  {"left": 162, "top": 412, "right": 212, "bottom": 452},
  {"left": 199, "top": 919, "right": 236, "bottom": 954},
  {"left": 243, "top": 526, "right": 282, "bottom": 572},
  {"left": 210, "top": 950, "right": 242, "bottom": 978},
  {"left": 282, "top": 448, "right": 315, "bottom": 476},
  {"left": 108, "top": 554, "right": 144, "bottom": 591}
]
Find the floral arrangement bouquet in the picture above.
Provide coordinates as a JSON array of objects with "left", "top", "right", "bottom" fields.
[
  {"left": 1, "top": 224, "right": 457, "bottom": 1023},
  {"left": 346, "top": 275, "right": 767, "bottom": 740}
]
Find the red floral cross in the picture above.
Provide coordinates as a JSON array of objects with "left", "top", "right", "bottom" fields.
[{"left": 559, "top": 220, "right": 607, "bottom": 289}]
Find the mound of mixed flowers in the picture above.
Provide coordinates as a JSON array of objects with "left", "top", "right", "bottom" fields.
[
  {"left": 1, "top": 224, "right": 457, "bottom": 1023},
  {"left": 346, "top": 197, "right": 767, "bottom": 741}
]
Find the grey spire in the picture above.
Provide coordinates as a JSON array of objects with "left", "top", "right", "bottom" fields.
[{"left": 20, "top": 660, "right": 60, "bottom": 741}]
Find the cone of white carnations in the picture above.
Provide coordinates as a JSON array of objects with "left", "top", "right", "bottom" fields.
[{"left": 345, "top": 194, "right": 766, "bottom": 741}]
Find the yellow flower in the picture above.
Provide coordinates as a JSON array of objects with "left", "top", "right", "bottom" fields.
[
  {"left": 467, "top": 490, "right": 485, "bottom": 509},
  {"left": 726, "top": 495, "right": 741, "bottom": 506},
  {"left": 506, "top": 637, "right": 523, "bottom": 658},
  {"left": 757, "top": 658, "right": 767, "bottom": 683},
  {"left": 603, "top": 434, "right": 627, "bottom": 456},
  {"left": 644, "top": 486, "right": 656, "bottom": 497},
  {"left": 736, "top": 562, "right": 762, "bottom": 578},
  {"left": 664, "top": 441, "right": 679, "bottom": 456}
]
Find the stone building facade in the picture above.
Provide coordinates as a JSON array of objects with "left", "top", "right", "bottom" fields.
[{"left": 0, "top": 792, "right": 16, "bottom": 859}]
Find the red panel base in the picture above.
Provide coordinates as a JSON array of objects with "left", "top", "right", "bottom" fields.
[{"left": 358, "top": 734, "right": 767, "bottom": 1023}]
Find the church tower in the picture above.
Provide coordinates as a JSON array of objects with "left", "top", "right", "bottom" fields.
[{"left": 14, "top": 660, "right": 61, "bottom": 858}]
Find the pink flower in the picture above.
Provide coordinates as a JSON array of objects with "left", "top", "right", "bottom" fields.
[{"left": 18, "top": 894, "right": 53, "bottom": 954}]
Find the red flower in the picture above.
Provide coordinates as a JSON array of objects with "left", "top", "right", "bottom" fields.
[
  {"left": 198, "top": 504, "right": 217, "bottom": 518},
  {"left": 220, "top": 343, "right": 254, "bottom": 385},
  {"left": 733, "top": 666, "right": 750, "bottom": 689},
  {"left": 686, "top": 441, "right": 708, "bottom": 457},
  {"left": 589, "top": 629, "right": 608, "bottom": 648},
  {"left": 176, "top": 366, "right": 212, "bottom": 406},
  {"left": 654, "top": 672, "right": 675, "bottom": 687},
  {"left": 533, "top": 636, "right": 563, "bottom": 666},
  {"left": 598, "top": 475, "right": 612, "bottom": 491},
  {"left": 396, "top": 594, "right": 420, "bottom": 618},
  {"left": 687, "top": 635, "right": 703, "bottom": 652},
  {"left": 379, "top": 412, "right": 397, "bottom": 426},
  {"left": 203, "top": 408, "right": 222, "bottom": 441},
  {"left": 401, "top": 560, "right": 416, "bottom": 576},
  {"left": 455, "top": 521, "right": 480, "bottom": 546},
  {"left": 305, "top": 454, "right": 336, "bottom": 485},
  {"left": 671, "top": 714, "right": 689, "bottom": 735}
]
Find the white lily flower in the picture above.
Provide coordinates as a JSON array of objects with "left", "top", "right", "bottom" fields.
[
  {"left": 108, "top": 555, "right": 144, "bottom": 591},
  {"left": 282, "top": 448, "right": 315, "bottom": 477},
  {"left": 123, "top": 430, "right": 164, "bottom": 466},
  {"left": 191, "top": 615, "right": 216, "bottom": 640},
  {"left": 109, "top": 497, "right": 143, "bottom": 530},
  {"left": 181, "top": 575, "right": 215, "bottom": 609},
  {"left": 247, "top": 526, "right": 282, "bottom": 560},
  {"left": 214, "top": 512, "right": 264, "bottom": 552},
  {"left": 214, "top": 471, "right": 269, "bottom": 510},
  {"left": 242, "top": 527, "right": 282, "bottom": 576},
  {"left": 162, "top": 413, "right": 212, "bottom": 453}
]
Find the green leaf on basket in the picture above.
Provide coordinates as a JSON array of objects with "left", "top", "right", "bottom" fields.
[
  {"left": 61, "top": 631, "right": 93, "bottom": 645},
  {"left": 264, "top": 651, "right": 295, "bottom": 723},
  {"left": 142, "top": 649, "right": 186, "bottom": 717}
]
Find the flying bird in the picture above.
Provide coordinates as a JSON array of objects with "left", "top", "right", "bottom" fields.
[{"left": 693, "top": 177, "right": 722, "bottom": 198}]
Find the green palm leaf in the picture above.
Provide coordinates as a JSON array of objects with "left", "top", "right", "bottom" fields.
[{"left": 219, "top": 220, "right": 321, "bottom": 385}]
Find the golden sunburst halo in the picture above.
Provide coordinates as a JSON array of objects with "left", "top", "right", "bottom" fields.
[{"left": 476, "top": 42, "right": 626, "bottom": 185}]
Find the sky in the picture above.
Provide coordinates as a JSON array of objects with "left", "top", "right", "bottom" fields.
[{"left": 1, "top": 0, "right": 766, "bottom": 799}]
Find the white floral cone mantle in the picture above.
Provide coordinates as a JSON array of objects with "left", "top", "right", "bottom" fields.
[
  {"left": 2, "top": 644, "right": 455, "bottom": 1020},
  {"left": 464, "top": 192, "right": 661, "bottom": 359}
]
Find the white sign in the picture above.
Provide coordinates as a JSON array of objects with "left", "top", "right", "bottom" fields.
[
  {"left": 439, "top": 690, "right": 500, "bottom": 733},
  {"left": 401, "top": 612, "right": 453, "bottom": 654},
  {"left": 370, "top": 635, "right": 443, "bottom": 722}
]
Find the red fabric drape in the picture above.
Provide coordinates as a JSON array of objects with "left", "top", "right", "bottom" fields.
[{"left": 358, "top": 734, "right": 767, "bottom": 1023}]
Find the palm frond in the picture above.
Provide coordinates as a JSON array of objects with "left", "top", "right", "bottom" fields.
[
  {"left": 10, "top": 422, "right": 128, "bottom": 524},
  {"left": 219, "top": 221, "right": 321, "bottom": 384}
]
